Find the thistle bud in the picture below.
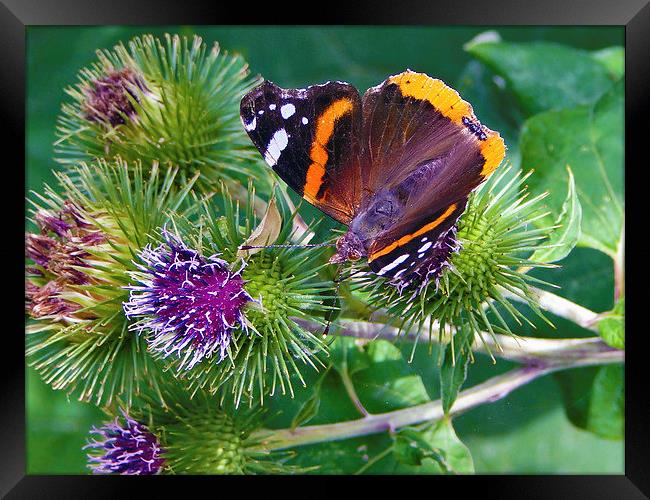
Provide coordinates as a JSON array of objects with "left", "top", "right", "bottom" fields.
[
  {"left": 129, "top": 188, "right": 334, "bottom": 407},
  {"left": 119, "top": 385, "right": 300, "bottom": 474},
  {"left": 56, "top": 34, "right": 264, "bottom": 191},
  {"left": 82, "top": 67, "right": 149, "bottom": 127},
  {"left": 25, "top": 159, "right": 195, "bottom": 406}
]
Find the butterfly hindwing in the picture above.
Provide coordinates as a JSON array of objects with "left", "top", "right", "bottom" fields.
[
  {"left": 367, "top": 198, "right": 467, "bottom": 285},
  {"left": 359, "top": 71, "right": 505, "bottom": 284},
  {"left": 240, "top": 80, "right": 362, "bottom": 225}
]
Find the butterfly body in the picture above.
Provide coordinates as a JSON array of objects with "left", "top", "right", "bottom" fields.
[{"left": 240, "top": 70, "right": 505, "bottom": 289}]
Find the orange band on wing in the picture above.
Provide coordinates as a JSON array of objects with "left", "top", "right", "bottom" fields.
[
  {"left": 480, "top": 132, "right": 506, "bottom": 177},
  {"left": 389, "top": 71, "right": 471, "bottom": 125},
  {"left": 368, "top": 203, "right": 458, "bottom": 263},
  {"left": 304, "top": 98, "right": 354, "bottom": 202},
  {"left": 390, "top": 70, "right": 506, "bottom": 178}
]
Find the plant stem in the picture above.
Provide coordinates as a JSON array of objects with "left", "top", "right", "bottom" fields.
[
  {"left": 254, "top": 363, "right": 558, "bottom": 451},
  {"left": 336, "top": 319, "right": 621, "bottom": 365},
  {"left": 258, "top": 320, "right": 622, "bottom": 451},
  {"left": 501, "top": 286, "right": 601, "bottom": 332},
  {"left": 339, "top": 367, "right": 370, "bottom": 417},
  {"left": 614, "top": 223, "right": 625, "bottom": 302},
  {"left": 294, "top": 317, "right": 622, "bottom": 365},
  {"left": 354, "top": 446, "right": 393, "bottom": 475}
]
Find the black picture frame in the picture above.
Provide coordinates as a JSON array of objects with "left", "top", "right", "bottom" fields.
[{"left": 3, "top": 0, "right": 647, "bottom": 496}]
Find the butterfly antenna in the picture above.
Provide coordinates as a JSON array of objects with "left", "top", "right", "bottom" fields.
[
  {"left": 323, "top": 264, "right": 350, "bottom": 337},
  {"left": 239, "top": 241, "right": 335, "bottom": 251}
]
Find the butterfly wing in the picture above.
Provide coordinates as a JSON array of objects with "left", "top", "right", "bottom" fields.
[
  {"left": 359, "top": 70, "right": 506, "bottom": 283},
  {"left": 241, "top": 80, "right": 362, "bottom": 225}
]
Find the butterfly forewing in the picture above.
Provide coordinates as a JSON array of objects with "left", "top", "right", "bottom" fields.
[{"left": 240, "top": 80, "right": 362, "bottom": 225}]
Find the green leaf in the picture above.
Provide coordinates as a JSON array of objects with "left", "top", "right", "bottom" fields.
[
  {"left": 330, "top": 338, "right": 431, "bottom": 414},
  {"left": 466, "top": 41, "right": 615, "bottom": 115},
  {"left": 598, "top": 297, "right": 625, "bottom": 349},
  {"left": 440, "top": 326, "right": 473, "bottom": 414},
  {"left": 354, "top": 340, "right": 430, "bottom": 413},
  {"left": 329, "top": 336, "right": 372, "bottom": 376},
  {"left": 590, "top": 46, "right": 624, "bottom": 80},
  {"left": 290, "top": 369, "right": 329, "bottom": 430},
  {"left": 530, "top": 167, "right": 582, "bottom": 263},
  {"left": 393, "top": 420, "right": 474, "bottom": 474},
  {"left": 555, "top": 364, "right": 624, "bottom": 440},
  {"left": 521, "top": 81, "right": 623, "bottom": 258},
  {"left": 393, "top": 428, "right": 449, "bottom": 471},
  {"left": 588, "top": 364, "right": 625, "bottom": 439}
]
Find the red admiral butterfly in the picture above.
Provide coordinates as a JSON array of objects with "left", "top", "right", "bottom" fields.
[{"left": 240, "top": 70, "right": 505, "bottom": 289}]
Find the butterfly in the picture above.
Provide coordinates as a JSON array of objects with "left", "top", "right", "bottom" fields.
[{"left": 240, "top": 70, "right": 505, "bottom": 290}]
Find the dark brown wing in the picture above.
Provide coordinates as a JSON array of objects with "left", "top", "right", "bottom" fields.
[
  {"left": 359, "top": 70, "right": 505, "bottom": 282},
  {"left": 241, "top": 80, "right": 363, "bottom": 225}
]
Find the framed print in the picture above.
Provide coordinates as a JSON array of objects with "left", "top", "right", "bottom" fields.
[{"left": 2, "top": 0, "right": 647, "bottom": 496}]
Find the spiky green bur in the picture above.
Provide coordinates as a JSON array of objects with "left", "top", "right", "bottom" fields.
[
  {"left": 155, "top": 186, "right": 335, "bottom": 407},
  {"left": 25, "top": 158, "right": 196, "bottom": 406},
  {"left": 130, "top": 384, "right": 300, "bottom": 474},
  {"left": 354, "top": 166, "right": 555, "bottom": 357},
  {"left": 55, "top": 33, "right": 265, "bottom": 191}
]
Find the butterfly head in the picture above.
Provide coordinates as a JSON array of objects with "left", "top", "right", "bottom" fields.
[{"left": 329, "top": 231, "right": 366, "bottom": 264}]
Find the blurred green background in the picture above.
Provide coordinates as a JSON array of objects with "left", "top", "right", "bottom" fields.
[{"left": 26, "top": 26, "right": 623, "bottom": 474}]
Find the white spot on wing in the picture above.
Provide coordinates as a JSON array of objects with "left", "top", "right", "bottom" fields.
[
  {"left": 377, "top": 254, "right": 409, "bottom": 276},
  {"left": 264, "top": 128, "right": 289, "bottom": 167},
  {"left": 302, "top": 117, "right": 309, "bottom": 125},
  {"left": 244, "top": 117, "right": 256, "bottom": 131},
  {"left": 269, "top": 104, "right": 276, "bottom": 110},
  {"left": 281, "top": 103, "right": 296, "bottom": 119},
  {"left": 418, "top": 242, "right": 432, "bottom": 253},
  {"left": 258, "top": 109, "right": 264, "bottom": 115}
]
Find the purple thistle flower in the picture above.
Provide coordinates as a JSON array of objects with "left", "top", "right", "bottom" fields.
[
  {"left": 82, "top": 67, "right": 149, "bottom": 127},
  {"left": 124, "top": 231, "right": 254, "bottom": 370},
  {"left": 85, "top": 410, "right": 165, "bottom": 475}
]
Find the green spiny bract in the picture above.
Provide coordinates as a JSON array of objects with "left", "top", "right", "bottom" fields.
[
  {"left": 130, "top": 184, "right": 336, "bottom": 407},
  {"left": 55, "top": 33, "right": 266, "bottom": 192},
  {"left": 25, "top": 158, "right": 196, "bottom": 406},
  {"left": 127, "top": 382, "right": 301, "bottom": 474},
  {"left": 352, "top": 166, "right": 556, "bottom": 359}
]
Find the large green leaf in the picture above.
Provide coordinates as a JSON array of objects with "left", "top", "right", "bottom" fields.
[
  {"left": 529, "top": 167, "right": 582, "bottom": 264},
  {"left": 353, "top": 340, "right": 430, "bottom": 413},
  {"left": 466, "top": 41, "right": 615, "bottom": 115},
  {"left": 555, "top": 364, "right": 624, "bottom": 440},
  {"left": 520, "top": 81, "right": 624, "bottom": 258},
  {"left": 456, "top": 359, "right": 622, "bottom": 472},
  {"left": 590, "top": 46, "right": 624, "bottom": 80}
]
